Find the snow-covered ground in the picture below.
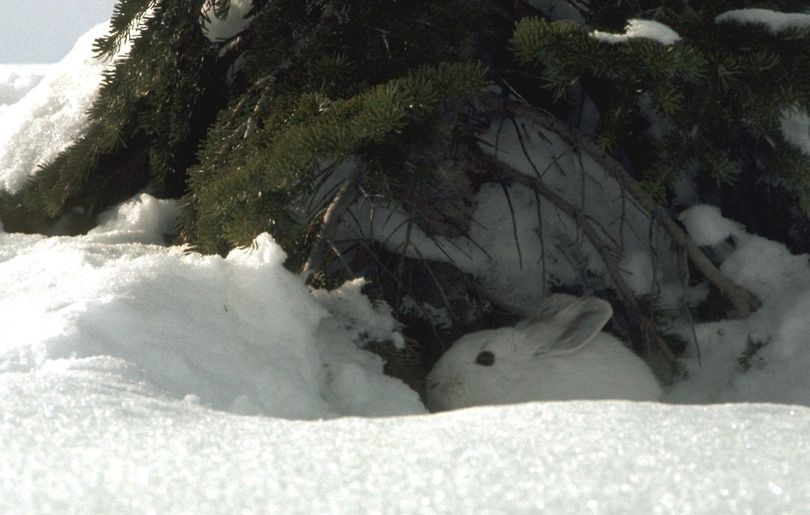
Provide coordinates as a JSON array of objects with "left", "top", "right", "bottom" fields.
[
  {"left": 2, "top": 204, "right": 810, "bottom": 513},
  {"left": 3, "top": 13, "right": 810, "bottom": 514},
  {"left": 3, "top": 388, "right": 808, "bottom": 513}
]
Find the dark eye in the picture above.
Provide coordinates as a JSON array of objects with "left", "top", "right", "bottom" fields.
[{"left": 475, "top": 351, "right": 495, "bottom": 366}]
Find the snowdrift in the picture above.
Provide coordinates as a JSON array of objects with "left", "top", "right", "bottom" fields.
[
  {"left": 2, "top": 197, "right": 810, "bottom": 512},
  {"left": 2, "top": 382, "right": 807, "bottom": 513},
  {"left": 0, "top": 23, "right": 116, "bottom": 193},
  {"left": 0, "top": 196, "right": 423, "bottom": 419}
]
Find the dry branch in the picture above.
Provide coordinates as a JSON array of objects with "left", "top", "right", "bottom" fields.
[
  {"left": 301, "top": 163, "right": 365, "bottom": 285},
  {"left": 481, "top": 149, "right": 680, "bottom": 362},
  {"left": 504, "top": 99, "right": 761, "bottom": 318}
]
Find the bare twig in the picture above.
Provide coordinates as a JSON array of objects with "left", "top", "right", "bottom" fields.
[
  {"left": 504, "top": 99, "right": 761, "bottom": 318},
  {"left": 409, "top": 242, "right": 458, "bottom": 322},
  {"left": 224, "top": 73, "right": 277, "bottom": 148},
  {"left": 480, "top": 149, "right": 680, "bottom": 362},
  {"left": 497, "top": 178, "right": 524, "bottom": 269},
  {"left": 243, "top": 81, "right": 273, "bottom": 139},
  {"left": 532, "top": 189, "right": 548, "bottom": 298},
  {"left": 301, "top": 162, "right": 365, "bottom": 284},
  {"left": 340, "top": 224, "right": 447, "bottom": 344}
]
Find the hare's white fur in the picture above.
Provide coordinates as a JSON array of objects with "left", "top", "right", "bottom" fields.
[{"left": 425, "top": 294, "right": 662, "bottom": 411}]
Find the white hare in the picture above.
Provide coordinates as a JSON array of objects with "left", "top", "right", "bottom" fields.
[{"left": 425, "top": 294, "right": 662, "bottom": 411}]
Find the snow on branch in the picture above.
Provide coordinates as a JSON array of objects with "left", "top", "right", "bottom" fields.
[
  {"left": 782, "top": 107, "right": 810, "bottom": 156},
  {"left": 590, "top": 19, "right": 681, "bottom": 45},
  {"left": 715, "top": 9, "right": 810, "bottom": 34}
]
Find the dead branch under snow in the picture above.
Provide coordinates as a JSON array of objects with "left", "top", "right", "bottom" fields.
[
  {"left": 301, "top": 163, "right": 364, "bottom": 285},
  {"left": 503, "top": 99, "right": 761, "bottom": 319},
  {"left": 478, "top": 147, "right": 680, "bottom": 362}
]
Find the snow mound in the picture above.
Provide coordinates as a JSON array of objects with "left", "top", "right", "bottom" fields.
[
  {"left": 0, "top": 23, "right": 114, "bottom": 193},
  {"left": 0, "top": 228, "right": 424, "bottom": 419},
  {"left": 1, "top": 382, "right": 807, "bottom": 513},
  {"left": 1, "top": 198, "right": 809, "bottom": 512},
  {"left": 591, "top": 19, "right": 681, "bottom": 45},
  {"left": 678, "top": 205, "right": 744, "bottom": 246},
  {"left": 86, "top": 193, "right": 179, "bottom": 244},
  {"left": 669, "top": 206, "right": 810, "bottom": 406}
]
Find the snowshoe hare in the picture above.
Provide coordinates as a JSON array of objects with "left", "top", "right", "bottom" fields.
[{"left": 425, "top": 294, "right": 662, "bottom": 411}]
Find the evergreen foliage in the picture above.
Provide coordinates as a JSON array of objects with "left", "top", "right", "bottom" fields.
[
  {"left": 0, "top": 0, "right": 488, "bottom": 248},
  {"left": 179, "top": 0, "right": 487, "bottom": 256},
  {"left": 511, "top": 1, "right": 810, "bottom": 218},
  {"left": 182, "top": 60, "right": 486, "bottom": 254}
]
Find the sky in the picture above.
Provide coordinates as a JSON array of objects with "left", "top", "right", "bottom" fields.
[{"left": 0, "top": 0, "right": 116, "bottom": 63}]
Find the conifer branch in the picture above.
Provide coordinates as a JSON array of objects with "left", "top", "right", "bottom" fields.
[
  {"left": 480, "top": 0, "right": 542, "bottom": 24},
  {"left": 225, "top": 73, "right": 277, "bottom": 145},
  {"left": 243, "top": 78, "right": 274, "bottom": 139},
  {"left": 503, "top": 99, "right": 762, "bottom": 319}
]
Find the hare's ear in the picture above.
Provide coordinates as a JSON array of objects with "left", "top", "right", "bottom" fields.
[{"left": 522, "top": 295, "right": 613, "bottom": 355}]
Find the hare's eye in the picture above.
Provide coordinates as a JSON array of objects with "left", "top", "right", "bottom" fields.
[{"left": 475, "top": 351, "right": 495, "bottom": 366}]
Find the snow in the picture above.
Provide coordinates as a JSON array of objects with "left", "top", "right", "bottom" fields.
[
  {"left": 716, "top": 9, "right": 810, "bottom": 34},
  {"left": 619, "top": 250, "right": 657, "bottom": 295},
  {"left": 3, "top": 200, "right": 810, "bottom": 511},
  {"left": 0, "top": 23, "right": 116, "bottom": 193},
  {"left": 591, "top": 19, "right": 682, "bottom": 45},
  {"left": 781, "top": 107, "right": 810, "bottom": 156},
  {"left": 2, "top": 381, "right": 809, "bottom": 513},
  {"left": 86, "top": 193, "right": 180, "bottom": 245},
  {"left": 678, "top": 205, "right": 744, "bottom": 247},
  {"left": 0, "top": 64, "right": 51, "bottom": 106},
  {"left": 202, "top": 0, "right": 254, "bottom": 42},
  {"left": 4, "top": 13, "right": 810, "bottom": 514},
  {"left": 0, "top": 206, "right": 422, "bottom": 419},
  {"left": 311, "top": 278, "right": 406, "bottom": 350},
  {"left": 670, "top": 206, "right": 810, "bottom": 406}
]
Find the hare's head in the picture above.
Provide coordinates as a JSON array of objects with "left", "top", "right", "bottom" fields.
[{"left": 425, "top": 294, "right": 613, "bottom": 411}]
